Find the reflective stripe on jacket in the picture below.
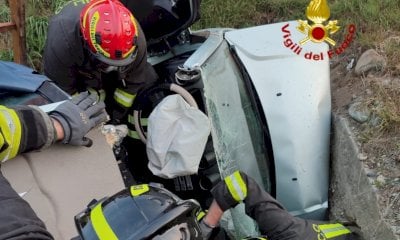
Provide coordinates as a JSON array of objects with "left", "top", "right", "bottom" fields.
[
  {"left": 114, "top": 88, "right": 136, "bottom": 108},
  {"left": 0, "top": 106, "right": 22, "bottom": 161},
  {"left": 127, "top": 114, "right": 147, "bottom": 140},
  {"left": 0, "top": 105, "right": 55, "bottom": 162}
]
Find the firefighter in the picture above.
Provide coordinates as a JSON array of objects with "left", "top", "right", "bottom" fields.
[
  {"left": 204, "top": 170, "right": 362, "bottom": 240},
  {"left": 43, "top": 0, "right": 160, "bottom": 181},
  {"left": 74, "top": 170, "right": 362, "bottom": 240},
  {"left": 0, "top": 92, "right": 107, "bottom": 239},
  {"left": 43, "top": 0, "right": 158, "bottom": 123}
]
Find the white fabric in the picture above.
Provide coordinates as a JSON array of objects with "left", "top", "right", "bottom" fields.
[{"left": 146, "top": 94, "right": 211, "bottom": 179}]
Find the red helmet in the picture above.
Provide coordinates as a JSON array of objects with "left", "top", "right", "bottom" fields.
[{"left": 80, "top": 0, "right": 139, "bottom": 67}]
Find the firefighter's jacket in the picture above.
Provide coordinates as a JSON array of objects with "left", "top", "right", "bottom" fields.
[
  {"left": 0, "top": 106, "right": 56, "bottom": 162},
  {"left": 0, "top": 105, "right": 54, "bottom": 239},
  {"left": 43, "top": 1, "right": 158, "bottom": 122},
  {"left": 211, "top": 171, "right": 357, "bottom": 240}
]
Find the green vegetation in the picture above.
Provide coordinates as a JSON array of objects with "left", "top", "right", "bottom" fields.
[
  {"left": 25, "top": 15, "right": 48, "bottom": 68},
  {"left": 0, "top": 0, "right": 61, "bottom": 69},
  {"left": 194, "top": 0, "right": 310, "bottom": 29},
  {"left": 0, "top": 1, "right": 11, "bottom": 61}
]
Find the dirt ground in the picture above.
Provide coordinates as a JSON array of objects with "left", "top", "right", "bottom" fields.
[{"left": 330, "top": 46, "right": 400, "bottom": 234}]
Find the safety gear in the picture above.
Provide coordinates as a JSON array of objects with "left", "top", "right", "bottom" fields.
[
  {"left": 211, "top": 171, "right": 356, "bottom": 240},
  {"left": 75, "top": 183, "right": 204, "bottom": 240},
  {"left": 49, "top": 92, "right": 108, "bottom": 147},
  {"left": 44, "top": 0, "right": 158, "bottom": 96},
  {"left": 0, "top": 106, "right": 23, "bottom": 161},
  {"left": 224, "top": 171, "right": 248, "bottom": 203},
  {"left": 1, "top": 105, "right": 57, "bottom": 162},
  {"left": 80, "top": 0, "right": 139, "bottom": 67}
]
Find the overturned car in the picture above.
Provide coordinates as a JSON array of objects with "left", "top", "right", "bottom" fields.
[{"left": 0, "top": 0, "right": 331, "bottom": 238}]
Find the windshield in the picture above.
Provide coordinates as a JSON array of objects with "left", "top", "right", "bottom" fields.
[
  {"left": 201, "top": 40, "right": 273, "bottom": 238},
  {"left": 202, "top": 41, "right": 273, "bottom": 194}
]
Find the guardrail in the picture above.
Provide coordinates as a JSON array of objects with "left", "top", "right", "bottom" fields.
[{"left": 0, "top": 0, "right": 26, "bottom": 64}]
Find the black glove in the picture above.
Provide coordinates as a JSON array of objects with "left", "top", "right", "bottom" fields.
[{"left": 50, "top": 92, "right": 108, "bottom": 147}]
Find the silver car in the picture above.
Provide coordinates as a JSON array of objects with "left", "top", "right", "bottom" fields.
[{"left": 0, "top": 0, "right": 331, "bottom": 238}]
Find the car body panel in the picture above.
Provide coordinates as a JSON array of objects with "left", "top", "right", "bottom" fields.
[
  {"left": 181, "top": 21, "right": 331, "bottom": 222},
  {"left": 0, "top": 61, "right": 47, "bottom": 92},
  {"left": 224, "top": 21, "right": 331, "bottom": 220}
]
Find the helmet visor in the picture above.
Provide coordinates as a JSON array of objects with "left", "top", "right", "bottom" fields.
[
  {"left": 152, "top": 223, "right": 191, "bottom": 240},
  {"left": 89, "top": 50, "right": 135, "bottom": 74},
  {"left": 92, "top": 45, "right": 138, "bottom": 67},
  {"left": 75, "top": 194, "right": 152, "bottom": 240}
]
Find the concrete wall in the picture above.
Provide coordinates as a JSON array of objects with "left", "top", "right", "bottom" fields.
[{"left": 330, "top": 115, "right": 399, "bottom": 240}]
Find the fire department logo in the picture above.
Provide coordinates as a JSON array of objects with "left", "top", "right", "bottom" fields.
[
  {"left": 296, "top": 0, "right": 340, "bottom": 46},
  {"left": 281, "top": 0, "right": 355, "bottom": 60}
]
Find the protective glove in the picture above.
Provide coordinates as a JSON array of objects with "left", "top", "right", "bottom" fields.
[
  {"left": 49, "top": 92, "right": 108, "bottom": 147},
  {"left": 199, "top": 219, "right": 215, "bottom": 240}
]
